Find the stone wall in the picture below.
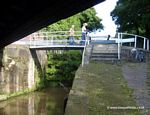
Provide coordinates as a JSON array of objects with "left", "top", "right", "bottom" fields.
[{"left": 0, "top": 44, "right": 47, "bottom": 96}]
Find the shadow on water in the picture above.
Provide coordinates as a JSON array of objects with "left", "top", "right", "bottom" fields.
[{"left": 0, "top": 87, "right": 68, "bottom": 115}]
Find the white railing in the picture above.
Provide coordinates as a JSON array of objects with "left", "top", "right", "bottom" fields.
[
  {"left": 116, "top": 32, "right": 149, "bottom": 60},
  {"left": 117, "top": 33, "right": 121, "bottom": 60},
  {"left": 23, "top": 31, "right": 88, "bottom": 66},
  {"left": 117, "top": 33, "right": 149, "bottom": 50},
  {"left": 17, "top": 31, "right": 149, "bottom": 50},
  {"left": 81, "top": 36, "right": 89, "bottom": 67},
  {"left": 31, "top": 31, "right": 82, "bottom": 40},
  {"left": 29, "top": 39, "right": 86, "bottom": 47},
  {"left": 13, "top": 31, "right": 150, "bottom": 62}
]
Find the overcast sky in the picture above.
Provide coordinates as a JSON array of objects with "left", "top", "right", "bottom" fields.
[{"left": 94, "top": 0, "right": 118, "bottom": 37}]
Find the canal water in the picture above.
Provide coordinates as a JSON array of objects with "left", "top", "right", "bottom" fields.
[{"left": 0, "top": 87, "right": 68, "bottom": 115}]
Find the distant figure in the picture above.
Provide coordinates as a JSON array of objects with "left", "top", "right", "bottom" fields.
[
  {"left": 131, "top": 48, "right": 137, "bottom": 60},
  {"left": 131, "top": 48, "right": 145, "bottom": 62},
  {"left": 81, "top": 23, "right": 88, "bottom": 44},
  {"left": 107, "top": 35, "right": 110, "bottom": 40},
  {"left": 69, "top": 25, "right": 75, "bottom": 45},
  {"left": 138, "top": 50, "right": 145, "bottom": 62}
]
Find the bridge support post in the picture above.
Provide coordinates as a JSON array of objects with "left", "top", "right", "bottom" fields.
[
  {"left": 82, "top": 48, "right": 85, "bottom": 67},
  {"left": 147, "top": 39, "right": 149, "bottom": 50},
  {"left": 120, "top": 33, "right": 123, "bottom": 46},
  {"left": 82, "top": 39, "right": 88, "bottom": 67},
  {"left": 134, "top": 35, "right": 137, "bottom": 48},
  {"left": 143, "top": 38, "right": 146, "bottom": 49},
  {"left": 117, "top": 33, "right": 121, "bottom": 60}
]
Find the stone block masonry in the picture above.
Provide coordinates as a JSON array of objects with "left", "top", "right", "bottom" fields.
[{"left": 0, "top": 44, "right": 47, "bottom": 100}]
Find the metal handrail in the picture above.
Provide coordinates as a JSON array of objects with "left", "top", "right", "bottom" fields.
[
  {"left": 118, "top": 32, "right": 149, "bottom": 51},
  {"left": 29, "top": 40, "right": 84, "bottom": 46},
  {"left": 81, "top": 36, "right": 89, "bottom": 67},
  {"left": 15, "top": 31, "right": 149, "bottom": 62},
  {"left": 18, "top": 31, "right": 150, "bottom": 51},
  {"left": 114, "top": 32, "right": 150, "bottom": 60},
  {"left": 120, "top": 33, "right": 146, "bottom": 39},
  {"left": 36, "top": 31, "right": 82, "bottom": 34}
]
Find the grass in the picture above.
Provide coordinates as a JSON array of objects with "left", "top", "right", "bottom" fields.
[{"left": 76, "top": 61, "right": 141, "bottom": 115}]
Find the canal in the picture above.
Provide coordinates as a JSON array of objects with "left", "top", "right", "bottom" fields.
[{"left": 0, "top": 87, "right": 68, "bottom": 115}]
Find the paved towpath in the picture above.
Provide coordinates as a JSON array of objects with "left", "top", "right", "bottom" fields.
[{"left": 122, "top": 62, "right": 150, "bottom": 114}]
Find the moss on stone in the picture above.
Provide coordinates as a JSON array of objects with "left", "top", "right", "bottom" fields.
[
  {"left": 65, "top": 61, "right": 142, "bottom": 115},
  {"left": 34, "top": 66, "right": 46, "bottom": 90},
  {"left": 0, "top": 44, "right": 47, "bottom": 101},
  {"left": 0, "top": 88, "right": 35, "bottom": 102}
]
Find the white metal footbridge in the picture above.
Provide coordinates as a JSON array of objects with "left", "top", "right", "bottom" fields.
[
  {"left": 13, "top": 31, "right": 149, "bottom": 48},
  {"left": 13, "top": 31, "right": 150, "bottom": 65}
]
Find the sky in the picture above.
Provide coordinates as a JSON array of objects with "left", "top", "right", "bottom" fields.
[{"left": 93, "top": 0, "right": 118, "bottom": 37}]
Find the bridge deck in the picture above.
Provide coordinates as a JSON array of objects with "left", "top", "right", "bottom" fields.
[
  {"left": 29, "top": 45, "right": 85, "bottom": 50},
  {"left": 29, "top": 40, "right": 118, "bottom": 50},
  {"left": 12, "top": 31, "right": 149, "bottom": 51},
  {"left": 91, "top": 40, "right": 116, "bottom": 44}
]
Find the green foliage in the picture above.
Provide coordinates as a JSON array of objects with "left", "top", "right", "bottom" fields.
[
  {"left": 35, "top": 67, "right": 46, "bottom": 89},
  {"left": 46, "top": 50, "right": 82, "bottom": 82},
  {"left": 42, "top": 7, "right": 103, "bottom": 86},
  {"left": 111, "top": 0, "right": 150, "bottom": 38},
  {"left": 42, "top": 7, "right": 103, "bottom": 33},
  {"left": 78, "top": 7, "right": 103, "bottom": 31},
  {"left": 43, "top": 15, "right": 81, "bottom": 32}
]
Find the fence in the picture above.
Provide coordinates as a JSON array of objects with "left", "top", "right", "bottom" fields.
[{"left": 13, "top": 31, "right": 150, "bottom": 63}]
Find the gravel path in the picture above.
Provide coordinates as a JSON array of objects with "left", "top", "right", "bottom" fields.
[{"left": 122, "top": 62, "right": 150, "bottom": 114}]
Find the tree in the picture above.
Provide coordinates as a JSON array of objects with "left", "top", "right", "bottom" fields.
[
  {"left": 43, "top": 7, "right": 104, "bottom": 85},
  {"left": 46, "top": 51, "right": 82, "bottom": 83},
  {"left": 43, "top": 15, "right": 81, "bottom": 32},
  {"left": 111, "top": 0, "right": 150, "bottom": 38},
  {"left": 78, "top": 7, "right": 103, "bottom": 31},
  {"left": 42, "top": 7, "right": 103, "bottom": 33}
]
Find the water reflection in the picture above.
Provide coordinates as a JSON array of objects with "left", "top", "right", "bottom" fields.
[{"left": 0, "top": 87, "right": 67, "bottom": 115}]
